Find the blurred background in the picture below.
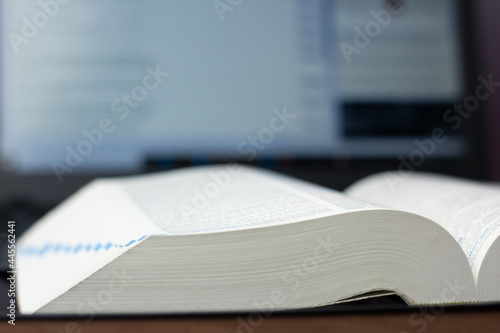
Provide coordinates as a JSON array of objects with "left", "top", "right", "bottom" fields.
[{"left": 0, "top": 0, "right": 499, "bottom": 270}]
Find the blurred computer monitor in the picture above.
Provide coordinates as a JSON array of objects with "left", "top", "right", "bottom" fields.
[{"left": 0, "top": 0, "right": 481, "bottom": 197}]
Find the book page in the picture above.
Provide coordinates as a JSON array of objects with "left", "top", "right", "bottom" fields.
[
  {"left": 345, "top": 172, "right": 500, "bottom": 280},
  {"left": 119, "top": 164, "right": 381, "bottom": 235},
  {"left": 17, "top": 180, "right": 165, "bottom": 314}
]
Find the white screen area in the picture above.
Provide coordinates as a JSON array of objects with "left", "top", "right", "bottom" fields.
[
  {"left": 1, "top": 0, "right": 463, "bottom": 173},
  {"left": 1, "top": 0, "right": 339, "bottom": 172}
]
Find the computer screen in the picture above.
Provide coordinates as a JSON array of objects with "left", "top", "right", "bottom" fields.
[{"left": 1, "top": 0, "right": 465, "bottom": 177}]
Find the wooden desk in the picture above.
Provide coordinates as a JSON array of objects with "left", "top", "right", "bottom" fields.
[{"left": 4, "top": 304, "right": 500, "bottom": 333}]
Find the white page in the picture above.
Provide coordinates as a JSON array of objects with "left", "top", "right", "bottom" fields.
[
  {"left": 119, "top": 165, "right": 381, "bottom": 235},
  {"left": 17, "top": 181, "right": 164, "bottom": 314},
  {"left": 346, "top": 172, "right": 500, "bottom": 281}
]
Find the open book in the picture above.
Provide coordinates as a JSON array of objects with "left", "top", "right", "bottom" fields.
[{"left": 16, "top": 165, "right": 500, "bottom": 315}]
